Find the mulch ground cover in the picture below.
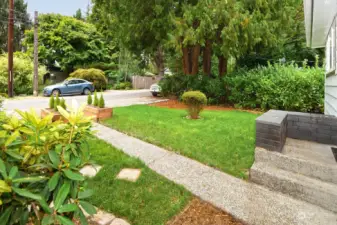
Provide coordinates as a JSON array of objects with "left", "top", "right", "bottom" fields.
[{"left": 167, "top": 198, "right": 244, "bottom": 225}]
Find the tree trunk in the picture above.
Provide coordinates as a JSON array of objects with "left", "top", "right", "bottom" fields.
[
  {"left": 191, "top": 44, "right": 200, "bottom": 75},
  {"left": 203, "top": 39, "right": 212, "bottom": 76},
  {"left": 182, "top": 46, "right": 190, "bottom": 75},
  {"left": 154, "top": 46, "right": 165, "bottom": 76},
  {"left": 218, "top": 55, "right": 227, "bottom": 77}
]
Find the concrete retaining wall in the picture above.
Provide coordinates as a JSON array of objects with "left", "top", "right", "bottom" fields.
[{"left": 256, "top": 110, "right": 337, "bottom": 152}]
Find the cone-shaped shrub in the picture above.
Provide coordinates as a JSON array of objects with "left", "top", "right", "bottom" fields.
[
  {"left": 182, "top": 91, "right": 207, "bottom": 119},
  {"left": 60, "top": 98, "right": 66, "bottom": 110},
  {"left": 93, "top": 91, "right": 99, "bottom": 107},
  {"left": 98, "top": 93, "right": 105, "bottom": 108},
  {"left": 87, "top": 92, "right": 92, "bottom": 105},
  {"left": 49, "top": 96, "right": 55, "bottom": 109},
  {"left": 54, "top": 93, "right": 60, "bottom": 111}
]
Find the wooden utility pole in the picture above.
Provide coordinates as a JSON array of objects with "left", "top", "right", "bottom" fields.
[
  {"left": 8, "top": 0, "right": 14, "bottom": 98},
  {"left": 33, "top": 11, "right": 39, "bottom": 96}
]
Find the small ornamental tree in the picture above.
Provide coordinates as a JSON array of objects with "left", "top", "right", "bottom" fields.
[
  {"left": 93, "top": 91, "right": 99, "bottom": 107},
  {"left": 87, "top": 92, "right": 93, "bottom": 105},
  {"left": 54, "top": 93, "right": 60, "bottom": 111},
  {"left": 182, "top": 91, "right": 207, "bottom": 119},
  {"left": 49, "top": 95, "right": 55, "bottom": 109},
  {"left": 99, "top": 93, "right": 105, "bottom": 108}
]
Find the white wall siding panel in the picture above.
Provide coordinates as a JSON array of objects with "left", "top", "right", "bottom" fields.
[{"left": 325, "top": 75, "right": 337, "bottom": 116}]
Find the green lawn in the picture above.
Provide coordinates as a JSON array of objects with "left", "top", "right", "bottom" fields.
[
  {"left": 103, "top": 105, "right": 259, "bottom": 179},
  {"left": 86, "top": 137, "right": 191, "bottom": 225}
]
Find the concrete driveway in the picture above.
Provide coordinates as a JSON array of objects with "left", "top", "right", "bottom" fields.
[{"left": 2, "top": 90, "right": 163, "bottom": 114}]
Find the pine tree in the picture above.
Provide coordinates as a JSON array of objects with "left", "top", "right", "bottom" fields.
[
  {"left": 93, "top": 91, "right": 99, "bottom": 107},
  {"left": 98, "top": 93, "right": 105, "bottom": 108},
  {"left": 49, "top": 96, "right": 55, "bottom": 109},
  {"left": 60, "top": 98, "right": 66, "bottom": 110},
  {"left": 87, "top": 92, "right": 92, "bottom": 105}
]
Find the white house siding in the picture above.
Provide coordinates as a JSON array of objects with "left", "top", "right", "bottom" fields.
[{"left": 325, "top": 75, "right": 337, "bottom": 116}]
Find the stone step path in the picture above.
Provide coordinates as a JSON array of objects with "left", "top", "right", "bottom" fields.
[{"left": 93, "top": 123, "right": 337, "bottom": 225}]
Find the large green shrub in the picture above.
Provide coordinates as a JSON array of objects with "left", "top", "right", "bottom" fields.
[
  {"left": 224, "top": 63, "right": 324, "bottom": 113},
  {"left": 161, "top": 63, "right": 324, "bottom": 113},
  {"left": 182, "top": 91, "right": 207, "bottom": 119},
  {"left": 70, "top": 68, "right": 108, "bottom": 90},
  {"left": 0, "top": 52, "right": 47, "bottom": 95},
  {"left": 113, "top": 82, "right": 132, "bottom": 90},
  {"left": 0, "top": 106, "right": 96, "bottom": 224}
]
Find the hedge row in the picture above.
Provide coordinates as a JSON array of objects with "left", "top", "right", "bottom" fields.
[{"left": 161, "top": 63, "right": 325, "bottom": 113}]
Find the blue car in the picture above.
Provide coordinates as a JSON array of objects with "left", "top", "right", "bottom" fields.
[{"left": 43, "top": 79, "right": 95, "bottom": 96}]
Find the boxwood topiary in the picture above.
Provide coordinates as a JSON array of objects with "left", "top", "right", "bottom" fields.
[
  {"left": 182, "top": 91, "right": 207, "bottom": 119},
  {"left": 70, "top": 68, "right": 108, "bottom": 90}
]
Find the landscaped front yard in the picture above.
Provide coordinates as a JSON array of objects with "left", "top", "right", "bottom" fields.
[
  {"left": 86, "top": 137, "right": 192, "bottom": 225},
  {"left": 103, "top": 105, "right": 259, "bottom": 179}
]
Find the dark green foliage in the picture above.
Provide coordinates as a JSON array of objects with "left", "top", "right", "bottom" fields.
[
  {"left": 70, "top": 68, "right": 108, "bottom": 90},
  {"left": 224, "top": 63, "right": 325, "bottom": 113},
  {"left": 87, "top": 93, "right": 93, "bottom": 105},
  {"left": 49, "top": 96, "right": 55, "bottom": 109},
  {"left": 93, "top": 91, "right": 99, "bottom": 107},
  {"left": 99, "top": 94, "right": 105, "bottom": 108},
  {"left": 182, "top": 91, "right": 207, "bottom": 119},
  {"left": 161, "top": 63, "right": 325, "bottom": 113},
  {"left": 113, "top": 82, "right": 132, "bottom": 90}
]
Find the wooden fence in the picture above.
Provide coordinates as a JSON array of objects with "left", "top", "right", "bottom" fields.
[{"left": 131, "top": 75, "right": 163, "bottom": 89}]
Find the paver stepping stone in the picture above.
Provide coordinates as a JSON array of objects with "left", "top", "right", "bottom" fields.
[
  {"left": 110, "top": 218, "right": 131, "bottom": 225},
  {"left": 90, "top": 210, "right": 116, "bottom": 225},
  {"left": 80, "top": 165, "right": 102, "bottom": 177},
  {"left": 116, "top": 168, "right": 141, "bottom": 182}
]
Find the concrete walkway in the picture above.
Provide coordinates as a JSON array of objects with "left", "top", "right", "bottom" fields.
[{"left": 93, "top": 123, "right": 337, "bottom": 225}]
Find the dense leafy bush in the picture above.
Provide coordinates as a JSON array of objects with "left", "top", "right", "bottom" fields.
[
  {"left": 114, "top": 82, "right": 132, "bottom": 90},
  {"left": 0, "top": 52, "right": 47, "bottom": 95},
  {"left": 224, "top": 63, "right": 324, "bottom": 113},
  {"left": 70, "top": 68, "right": 108, "bottom": 90},
  {"left": 182, "top": 91, "right": 207, "bottom": 119},
  {"left": 161, "top": 64, "right": 324, "bottom": 113},
  {"left": 0, "top": 105, "right": 96, "bottom": 224}
]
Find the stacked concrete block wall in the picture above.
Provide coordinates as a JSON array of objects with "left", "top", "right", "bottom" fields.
[
  {"left": 256, "top": 110, "right": 288, "bottom": 152},
  {"left": 287, "top": 112, "right": 337, "bottom": 145}
]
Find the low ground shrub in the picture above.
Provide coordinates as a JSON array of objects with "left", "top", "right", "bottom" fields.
[
  {"left": 182, "top": 91, "right": 207, "bottom": 119},
  {"left": 114, "top": 82, "right": 132, "bottom": 90},
  {"left": 70, "top": 68, "right": 108, "bottom": 90},
  {"left": 0, "top": 52, "right": 47, "bottom": 95},
  {"left": 0, "top": 106, "right": 96, "bottom": 224},
  {"left": 161, "top": 63, "right": 324, "bottom": 113}
]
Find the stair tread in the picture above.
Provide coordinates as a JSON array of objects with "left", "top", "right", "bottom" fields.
[{"left": 252, "top": 162, "right": 337, "bottom": 194}]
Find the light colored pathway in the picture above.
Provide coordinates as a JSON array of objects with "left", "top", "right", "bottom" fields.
[{"left": 93, "top": 123, "right": 337, "bottom": 225}]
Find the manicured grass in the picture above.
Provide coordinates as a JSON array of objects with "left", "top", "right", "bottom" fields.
[
  {"left": 86, "top": 137, "right": 192, "bottom": 225},
  {"left": 103, "top": 105, "right": 259, "bottom": 179}
]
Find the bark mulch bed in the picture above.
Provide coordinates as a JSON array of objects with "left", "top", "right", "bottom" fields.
[
  {"left": 150, "top": 100, "right": 261, "bottom": 114},
  {"left": 167, "top": 198, "right": 244, "bottom": 225}
]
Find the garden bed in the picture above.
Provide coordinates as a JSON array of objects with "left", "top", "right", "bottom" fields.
[{"left": 102, "top": 105, "right": 258, "bottom": 179}]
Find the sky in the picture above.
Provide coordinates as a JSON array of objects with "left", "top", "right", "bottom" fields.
[{"left": 25, "top": 0, "right": 90, "bottom": 16}]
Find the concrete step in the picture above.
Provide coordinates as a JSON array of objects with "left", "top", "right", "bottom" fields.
[
  {"left": 255, "top": 147, "right": 337, "bottom": 184},
  {"left": 250, "top": 162, "right": 337, "bottom": 213}
]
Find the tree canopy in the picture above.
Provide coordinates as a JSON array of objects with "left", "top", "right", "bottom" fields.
[{"left": 23, "top": 14, "right": 115, "bottom": 71}]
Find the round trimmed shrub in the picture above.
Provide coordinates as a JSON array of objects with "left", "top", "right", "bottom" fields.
[
  {"left": 182, "top": 91, "right": 207, "bottom": 119},
  {"left": 70, "top": 68, "right": 108, "bottom": 90}
]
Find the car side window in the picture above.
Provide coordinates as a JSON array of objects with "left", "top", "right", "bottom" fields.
[
  {"left": 67, "top": 80, "right": 77, "bottom": 85},
  {"left": 77, "top": 80, "right": 85, "bottom": 84}
]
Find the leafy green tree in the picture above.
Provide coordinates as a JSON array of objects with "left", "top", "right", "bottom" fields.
[
  {"left": 0, "top": 0, "right": 31, "bottom": 53},
  {"left": 74, "top": 8, "right": 84, "bottom": 20},
  {"left": 24, "top": 14, "right": 115, "bottom": 71}
]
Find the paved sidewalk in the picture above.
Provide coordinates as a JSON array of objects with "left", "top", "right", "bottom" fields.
[{"left": 93, "top": 123, "right": 337, "bottom": 225}]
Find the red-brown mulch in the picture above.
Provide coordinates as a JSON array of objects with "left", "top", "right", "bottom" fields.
[
  {"left": 167, "top": 198, "right": 244, "bottom": 225},
  {"left": 150, "top": 100, "right": 261, "bottom": 114}
]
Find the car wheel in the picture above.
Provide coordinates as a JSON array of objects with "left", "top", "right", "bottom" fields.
[
  {"left": 83, "top": 88, "right": 91, "bottom": 95},
  {"left": 152, "top": 92, "right": 158, "bottom": 97},
  {"left": 52, "top": 89, "right": 60, "bottom": 96}
]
